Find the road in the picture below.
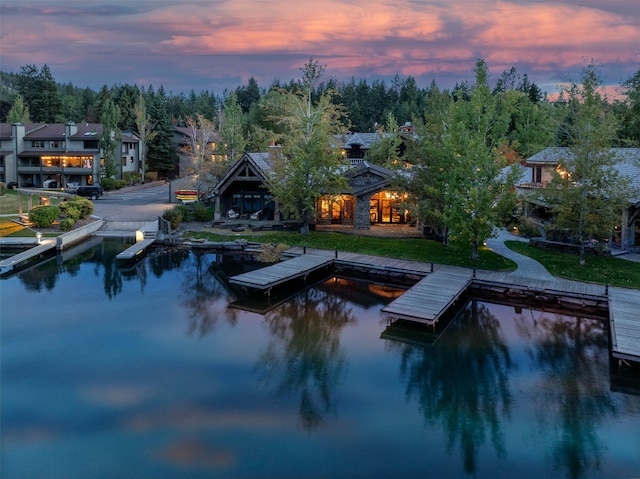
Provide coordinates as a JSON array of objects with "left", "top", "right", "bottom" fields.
[{"left": 92, "top": 181, "right": 172, "bottom": 222}]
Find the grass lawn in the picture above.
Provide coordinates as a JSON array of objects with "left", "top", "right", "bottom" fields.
[
  {"left": 184, "top": 229, "right": 518, "bottom": 271},
  {"left": 506, "top": 240, "right": 640, "bottom": 289},
  {"left": 0, "top": 189, "right": 21, "bottom": 215}
]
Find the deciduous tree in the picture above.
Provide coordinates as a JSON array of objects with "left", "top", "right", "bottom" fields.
[
  {"left": 134, "top": 92, "right": 158, "bottom": 182},
  {"left": 543, "top": 63, "right": 630, "bottom": 265},
  {"left": 435, "top": 59, "right": 519, "bottom": 260},
  {"left": 177, "top": 114, "right": 218, "bottom": 197},
  {"left": 265, "top": 58, "right": 348, "bottom": 235},
  {"left": 100, "top": 98, "right": 122, "bottom": 179},
  {"left": 6, "top": 94, "right": 30, "bottom": 124}
]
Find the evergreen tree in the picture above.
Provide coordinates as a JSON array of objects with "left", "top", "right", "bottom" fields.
[
  {"left": 146, "top": 86, "right": 176, "bottom": 176},
  {"left": 618, "top": 69, "right": 640, "bottom": 146},
  {"left": 17, "top": 64, "right": 62, "bottom": 122},
  {"left": 235, "top": 77, "right": 261, "bottom": 114}
]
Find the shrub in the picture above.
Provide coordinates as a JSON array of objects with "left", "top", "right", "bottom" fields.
[
  {"left": 60, "top": 218, "right": 76, "bottom": 231},
  {"left": 63, "top": 203, "right": 81, "bottom": 221},
  {"left": 257, "top": 243, "right": 289, "bottom": 263},
  {"left": 29, "top": 205, "right": 61, "bottom": 227},
  {"left": 116, "top": 179, "right": 127, "bottom": 189},
  {"left": 123, "top": 172, "right": 141, "bottom": 185},
  {"left": 193, "top": 203, "right": 213, "bottom": 222},
  {"left": 59, "top": 197, "right": 93, "bottom": 220},
  {"left": 162, "top": 204, "right": 190, "bottom": 229},
  {"left": 0, "top": 182, "right": 6, "bottom": 196},
  {"left": 70, "top": 197, "right": 94, "bottom": 218},
  {"left": 517, "top": 217, "right": 542, "bottom": 238},
  {"left": 145, "top": 172, "right": 158, "bottom": 182},
  {"left": 101, "top": 178, "right": 117, "bottom": 190}
]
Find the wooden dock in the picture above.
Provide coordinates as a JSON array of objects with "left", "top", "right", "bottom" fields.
[
  {"left": 0, "top": 240, "right": 56, "bottom": 272},
  {"left": 381, "top": 266, "right": 473, "bottom": 327},
  {"left": 609, "top": 287, "right": 640, "bottom": 362},
  {"left": 229, "top": 254, "right": 333, "bottom": 291}
]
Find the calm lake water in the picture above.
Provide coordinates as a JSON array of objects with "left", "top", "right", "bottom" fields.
[{"left": 1, "top": 239, "right": 639, "bottom": 479}]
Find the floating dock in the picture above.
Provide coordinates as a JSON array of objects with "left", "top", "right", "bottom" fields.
[
  {"left": 116, "top": 238, "right": 156, "bottom": 261},
  {"left": 0, "top": 240, "right": 56, "bottom": 273},
  {"left": 381, "top": 266, "right": 473, "bottom": 327},
  {"left": 609, "top": 286, "right": 640, "bottom": 363},
  {"left": 229, "top": 254, "right": 333, "bottom": 292}
]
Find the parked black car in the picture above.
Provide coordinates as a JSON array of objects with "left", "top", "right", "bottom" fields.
[{"left": 75, "top": 185, "right": 103, "bottom": 200}]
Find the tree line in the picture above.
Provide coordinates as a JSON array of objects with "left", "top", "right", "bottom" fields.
[{"left": 1, "top": 60, "right": 639, "bottom": 261}]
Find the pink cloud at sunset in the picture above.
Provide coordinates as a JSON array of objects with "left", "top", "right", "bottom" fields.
[{"left": 0, "top": 0, "right": 638, "bottom": 95}]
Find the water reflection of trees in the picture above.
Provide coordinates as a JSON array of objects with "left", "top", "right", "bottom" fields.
[
  {"left": 391, "top": 299, "right": 513, "bottom": 474},
  {"left": 515, "top": 311, "right": 614, "bottom": 479},
  {"left": 256, "top": 284, "right": 355, "bottom": 430},
  {"left": 178, "top": 250, "right": 239, "bottom": 338}
]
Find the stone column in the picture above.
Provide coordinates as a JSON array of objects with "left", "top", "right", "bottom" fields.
[
  {"left": 354, "top": 193, "right": 371, "bottom": 230},
  {"left": 214, "top": 195, "right": 221, "bottom": 221}
]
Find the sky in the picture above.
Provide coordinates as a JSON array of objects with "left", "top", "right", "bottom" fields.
[{"left": 1, "top": 0, "right": 639, "bottom": 98}]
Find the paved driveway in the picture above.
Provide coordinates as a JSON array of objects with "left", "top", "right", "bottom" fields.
[{"left": 92, "top": 182, "right": 171, "bottom": 222}]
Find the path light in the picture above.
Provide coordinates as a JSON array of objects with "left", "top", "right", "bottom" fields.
[
  {"left": 36, "top": 232, "right": 42, "bottom": 244},
  {"left": 135, "top": 230, "right": 144, "bottom": 242}
]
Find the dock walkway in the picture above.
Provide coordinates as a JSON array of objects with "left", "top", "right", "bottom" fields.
[
  {"left": 609, "top": 287, "right": 640, "bottom": 362},
  {"left": 0, "top": 240, "right": 56, "bottom": 272},
  {"left": 229, "top": 253, "right": 333, "bottom": 290},
  {"left": 381, "top": 266, "right": 473, "bottom": 327}
]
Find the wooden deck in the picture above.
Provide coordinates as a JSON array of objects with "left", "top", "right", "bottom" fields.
[
  {"left": 609, "top": 287, "right": 640, "bottom": 361},
  {"left": 0, "top": 240, "right": 56, "bottom": 272},
  {"left": 381, "top": 266, "right": 473, "bottom": 327},
  {"left": 229, "top": 254, "right": 333, "bottom": 290},
  {"left": 473, "top": 270, "right": 608, "bottom": 298},
  {"left": 285, "top": 247, "right": 434, "bottom": 276}
]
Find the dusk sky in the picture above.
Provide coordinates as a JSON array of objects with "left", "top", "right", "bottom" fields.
[{"left": 1, "top": 0, "right": 639, "bottom": 98}]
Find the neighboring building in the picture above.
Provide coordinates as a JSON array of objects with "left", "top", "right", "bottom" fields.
[
  {"left": 336, "top": 132, "right": 383, "bottom": 165},
  {"left": 517, "top": 147, "right": 640, "bottom": 252},
  {"left": 0, "top": 122, "right": 141, "bottom": 188}
]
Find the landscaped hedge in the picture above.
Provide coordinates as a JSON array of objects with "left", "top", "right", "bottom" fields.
[
  {"left": 59, "top": 196, "right": 94, "bottom": 219},
  {"left": 60, "top": 218, "right": 76, "bottom": 231},
  {"left": 162, "top": 204, "right": 190, "bottom": 229},
  {"left": 101, "top": 178, "right": 127, "bottom": 190},
  {"left": 29, "top": 205, "right": 61, "bottom": 227}
]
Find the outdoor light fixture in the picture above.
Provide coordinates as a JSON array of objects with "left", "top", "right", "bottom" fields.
[
  {"left": 36, "top": 232, "right": 42, "bottom": 244},
  {"left": 135, "top": 230, "right": 144, "bottom": 242}
]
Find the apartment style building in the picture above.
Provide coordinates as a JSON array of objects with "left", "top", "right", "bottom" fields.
[{"left": 0, "top": 122, "right": 141, "bottom": 189}]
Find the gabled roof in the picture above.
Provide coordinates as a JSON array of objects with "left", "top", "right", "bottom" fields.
[
  {"left": 526, "top": 147, "right": 640, "bottom": 203},
  {"left": 333, "top": 132, "right": 385, "bottom": 150},
  {"left": 213, "top": 152, "right": 276, "bottom": 195},
  {"left": 345, "top": 161, "right": 393, "bottom": 196}
]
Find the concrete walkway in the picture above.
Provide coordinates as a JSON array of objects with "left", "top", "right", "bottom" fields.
[{"left": 485, "top": 229, "right": 556, "bottom": 281}]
